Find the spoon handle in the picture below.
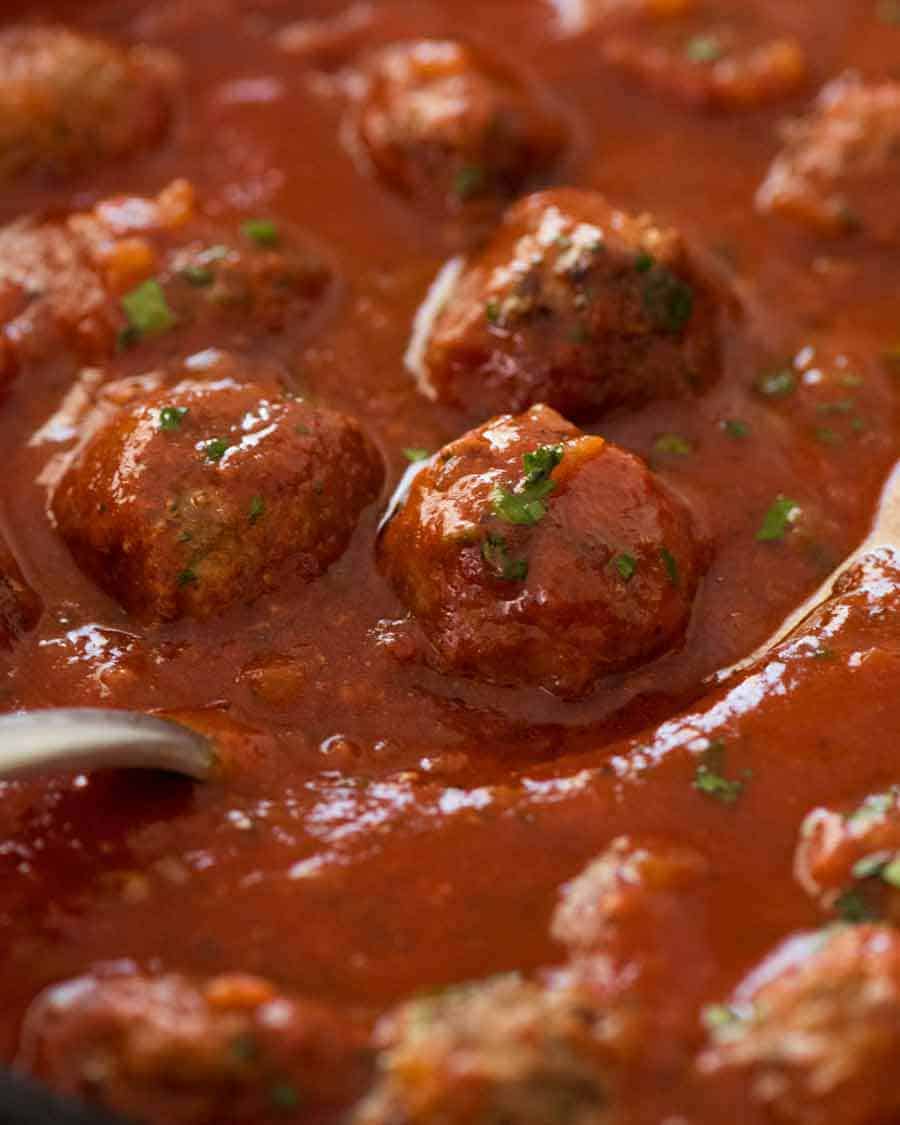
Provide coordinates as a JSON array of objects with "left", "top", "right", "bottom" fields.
[{"left": 0, "top": 709, "right": 214, "bottom": 781}]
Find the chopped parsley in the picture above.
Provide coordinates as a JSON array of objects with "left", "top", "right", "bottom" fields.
[
  {"left": 614, "top": 553, "right": 637, "bottom": 582},
  {"left": 634, "top": 250, "right": 654, "bottom": 273},
  {"left": 653, "top": 433, "right": 693, "bottom": 456},
  {"left": 403, "top": 447, "right": 431, "bottom": 463},
  {"left": 269, "top": 1082, "right": 300, "bottom": 1112},
  {"left": 481, "top": 533, "right": 529, "bottom": 582},
  {"left": 158, "top": 405, "right": 188, "bottom": 431},
  {"left": 641, "top": 265, "right": 694, "bottom": 333},
  {"left": 204, "top": 438, "right": 230, "bottom": 463},
  {"left": 756, "top": 496, "right": 800, "bottom": 542},
  {"left": 241, "top": 219, "right": 280, "bottom": 246},
  {"left": 177, "top": 568, "right": 198, "bottom": 588},
  {"left": 848, "top": 789, "right": 898, "bottom": 829},
  {"left": 693, "top": 741, "right": 746, "bottom": 806},
  {"left": 453, "top": 164, "right": 487, "bottom": 200},
  {"left": 815, "top": 426, "right": 841, "bottom": 446},
  {"left": 180, "top": 264, "right": 214, "bottom": 286},
  {"left": 660, "top": 547, "right": 680, "bottom": 586},
  {"left": 756, "top": 369, "right": 797, "bottom": 398},
  {"left": 485, "top": 299, "right": 501, "bottom": 324},
  {"left": 835, "top": 888, "right": 880, "bottom": 923},
  {"left": 877, "top": 0, "right": 900, "bottom": 24},
  {"left": 492, "top": 444, "right": 564, "bottom": 527},
  {"left": 249, "top": 496, "right": 266, "bottom": 524},
  {"left": 121, "top": 279, "right": 176, "bottom": 339},
  {"left": 685, "top": 34, "right": 724, "bottom": 63},
  {"left": 722, "top": 418, "right": 749, "bottom": 439}
]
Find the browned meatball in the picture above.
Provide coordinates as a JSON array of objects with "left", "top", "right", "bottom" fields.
[
  {"left": 698, "top": 925, "right": 900, "bottom": 1125},
  {"left": 0, "top": 179, "right": 333, "bottom": 385},
  {"left": 0, "top": 25, "right": 176, "bottom": 180},
  {"left": 18, "top": 969, "right": 371, "bottom": 1124},
  {"left": 378, "top": 405, "right": 703, "bottom": 698},
  {"left": 0, "top": 538, "right": 41, "bottom": 649},
  {"left": 417, "top": 190, "right": 724, "bottom": 422},
  {"left": 354, "top": 39, "right": 566, "bottom": 215},
  {"left": 757, "top": 73, "right": 900, "bottom": 241},
  {"left": 795, "top": 787, "right": 900, "bottom": 923},
  {"left": 53, "top": 378, "right": 383, "bottom": 622},
  {"left": 597, "top": 0, "right": 808, "bottom": 110},
  {"left": 354, "top": 974, "right": 613, "bottom": 1125}
]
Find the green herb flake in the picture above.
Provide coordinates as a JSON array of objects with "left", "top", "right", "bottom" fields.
[
  {"left": 269, "top": 1082, "right": 301, "bottom": 1112},
  {"left": 702, "top": 1004, "right": 742, "bottom": 1031},
  {"left": 852, "top": 852, "right": 893, "bottom": 880},
  {"left": 403, "top": 447, "right": 431, "bottom": 463},
  {"left": 614, "top": 553, "right": 637, "bottom": 582},
  {"left": 756, "top": 496, "right": 800, "bottom": 543},
  {"left": 159, "top": 405, "right": 188, "bottom": 432},
  {"left": 685, "top": 33, "right": 724, "bottom": 62},
  {"left": 121, "top": 279, "right": 176, "bottom": 339},
  {"left": 523, "top": 444, "right": 564, "bottom": 484},
  {"left": 634, "top": 250, "right": 654, "bottom": 274},
  {"left": 117, "top": 325, "right": 139, "bottom": 352},
  {"left": 641, "top": 266, "right": 694, "bottom": 333},
  {"left": 485, "top": 299, "right": 501, "bottom": 325},
  {"left": 877, "top": 0, "right": 900, "bottom": 26},
  {"left": 835, "top": 888, "right": 880, "bottom": 923},
  {"left": 180, "top": 264, "right": 214, "bottom": 286},
  {"left": 492, "top": 444, "right": 564, "bottom": 527},
  {"left": 453, "top": 164, "right": 487, "bottom": 200},
  {"left": 756, "top": 369, "right": 797, "bottom": 398},
  {"left": 230, "top": 1033, "right": 260, "bottom": 1063},
  {"left": 653, "top": 433, "right": 693, "bottom": 456},
  {"left": 177, "top": 568, "right": 198, "bottom": 588},
  {"left": 881, "top": 857, "right": 900, "bottom": 887},
  {"left": 660, "top": 547, "right": 680, "bottom": 586},
  {"left": 249, "top": 496, "right": 266, "bottom": 524},
  {"left": 204, "top": 438, "right": 230, "bottom": 463},
  {"left": 722, "top": 418, "right": 749, "bottom": 439},
  {"left": 481, "top": 533, "right": 529, "bottom": 582},
  {"left": 693, "top": 741, "right": 745, "bottom": 806},
  {"left": 815, "top": 426, "right": 842, "bottom": 447},
  {"left": 241, "top": 218, "right": 280, "bottom": 246},
  {"left": 847, "top": 790, "right": 897, "bottom": 830}
]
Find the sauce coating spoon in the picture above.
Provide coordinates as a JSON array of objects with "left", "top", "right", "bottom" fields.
[{"left": 0, "top": 709, "right": 215, "bottom": 781}]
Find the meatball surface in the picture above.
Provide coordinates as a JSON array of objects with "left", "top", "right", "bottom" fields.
[
  {"left": 354, "top": 39, "right": 566, "bottom": 215},
  {"left": 0, "top": 179, "right": 333, "bottom": 384},
  {"left": 597, "top": 0, "right": 808, "bottom": 110},
  {"left": 0, "top": 538, "right": 41, "bottom": 649},
  {"left": 18, "top": 969, "right": 371, "bottom": 1124},
  {"left": 378, "top": 405, "right": 703, "bottom": 698},
  {"left": 53, "top": 378, "right": 383, "bottom": 622},
  {"left": 417, "top": 189, "right": 723, "bottom": 422},
  {"left": 757, "top": 73, "right": 900, "bottom": 241},
  {"left": 0, "top": 25, "right": 175, "bottom": 180},
  {"left": 699, "top": 925, "right": 900, "bottom": 1125}
]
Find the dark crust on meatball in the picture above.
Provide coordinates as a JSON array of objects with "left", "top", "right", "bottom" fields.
[
  {"left": 420, "top": 189, "right": 725, "bottom": 423},
  {"left": 0, "top": 25, "right": 177, "bottom": 180},
  {"left": 53, "top": 378, "right": 384, "bottom": 622},
  {"left": 355, "top": 39, "right": 567, "bottom": 216},
  {"left": 378, "top": 404, "right": 704, "bottom": 698}
]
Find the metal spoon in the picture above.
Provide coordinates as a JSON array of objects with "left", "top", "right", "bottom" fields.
[
  {"left": 717, "top": 460, "right": 900, "bottom": 681},
  {"left": 0, "top": 709, "right": 215, "bottom": 781}
]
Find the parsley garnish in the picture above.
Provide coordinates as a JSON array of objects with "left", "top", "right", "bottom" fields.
[
  {"left": 693, "top": 741, "right": 745, "bottom": 805},
  {"left": 847, "top": 789, "right": 898, "bottom": 829},
  {"left": 877, "top": 0, "right": 900, "bottom": 25},
  {"left": 481, "top": 533, "right": 528, "bottom": 582},
  {"left": 756, "top": 369, "right": 796, "bottom": 398},
  {"left": 177, "top": 568, "right": 198, "bottom": 588},
  {"left": 660, "top": 547, "right": 680, "bottom": 586},
  {"left": 241, "top": 219, "right": 280, "bottom": 246},
  {"left": 180, "top": 264, "right": 214, "bottom": 286},
  {"left": 121, "top": 279, "right": 176, "bottom": 339},
  {"left": 756, "top": 496, "right": 800, "bottom": 542},
  {"left": 204, "top": 438, "right": 230, "bottom": 463},
  {"left": 641, "top": 265, "right": 694, "bottom": 333},
  {"left": 685, "top": 34, "right": 724, "bottom": 62},
  {"left": 269, "top": 1082, "right": 300, "bottom": 1111},
  {"left": 492, "top": 444, "right": 564, "bottom": 527},
  {"left": 159, "top": 406, "right": 188, "bottom": 431},
  {"left": 835, "top": 888, "right": 880, "bottom": 923},
  {"left": 453, "top": 164, "right": 487, "bottom": 200},
  {"left": 403, "top": 447, "right": 431, "bottom": 463},
  {"left": 614, "top": 553, "right": 637, "bottom": 582},
  {"left": 653, "top": 433, "right": 693, "bottom": 456},
  {"left": 249, "top": 496, "right": 266, "bottom": 524},
  {"left": 722, "top": 419, "right": 749, "bottom": 439},
  {"left": 485, "top": 299, "right": 501, "bottom": 324}
]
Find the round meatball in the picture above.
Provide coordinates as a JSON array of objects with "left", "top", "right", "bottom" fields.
[
  {"left": 417, "top": 189, "right": 724, "bottom": 422},
  {"left": 354, "top": 39, "right": 566, "bottom": 215},
  {"left": 0, "top": 25, "right": 176, "bottom": 180},
  {"left": 597, "top": 1, "right": 808, "bottom": 110},
  {"left": 354, "top": 974, "right": 613, "bottom": 1125},
  {"left": 757, "top": 73, "right": 900, "bottom": 241},
  {"left": 0, "top": 537, "right": 40, "bottom": 649},
  {"left": 53, "top": 378, "right": 384, "bottom": 622},
  {"left": 0, "top": 179, "right": 333, "bottom": 385},
  {"left": 699, "top": 925, "right": 900, "bottom": 1125},
  {"left": 18, "top": 969, "right": 371, "bottom": 1124},
  {"left": 378, "top": 404, "right": 703, "bottom": 698}
]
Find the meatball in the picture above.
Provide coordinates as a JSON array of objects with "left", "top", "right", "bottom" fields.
[
  {"left": 354, "top": 974, "right": 612, "bottom": 1125},
  {"left": 416, "top": 189, "right": 724, "bottom": 422},
  {"left": 795, "top": 787, "right": 900, "bottom": 923},
  {"left": 53, "top": 378, "right": 383, "bottom": 622},
  {"left": 757, "top": 73, "right": 900, "bottom": 240},
  {"left": 0, "top": 25, "right": 175, "bottom": 180},
  {"left": 354, "top": 39, "right": 566, "bottom": 215},
  {"left": 0, "top": 179, "right": 333, "bottom": 384},
  {"left": 378, "top": 405, "right": 703, "bottom": 698},
  {"left": 18, "top": 969, "right": 371, "bottom": 1124},
  {"left": 698, "top": 925, "right": 900, "bottom": 1125},
  {"left": 598, "top": 2, "right": 808, "bottom": 110},
  {"left": 0, "top": 537, "right": 41, "bottom": 649}
]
